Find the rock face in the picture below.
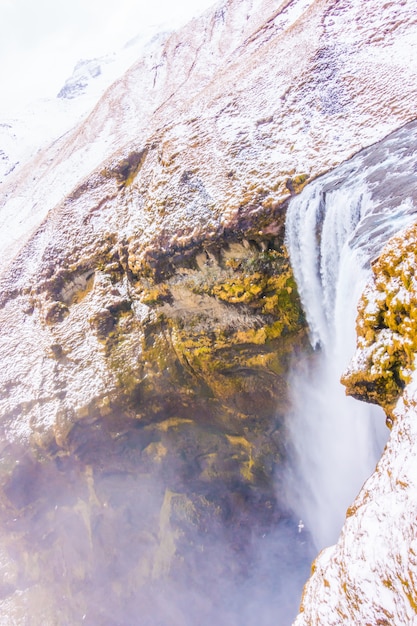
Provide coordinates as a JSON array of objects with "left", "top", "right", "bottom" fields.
[
  {"left": 0, "top": 0, "right": 417, "bottom": 624},
  {"left": 0, "top": 196, "right": 311, "bottom": 623}
]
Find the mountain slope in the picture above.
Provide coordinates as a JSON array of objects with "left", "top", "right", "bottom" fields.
[
  {"left": 0, "top": 30, "right": 166, "bottom": 187},
  {"left": 1, "top": 0, "right": 416, "bottom": 272}
]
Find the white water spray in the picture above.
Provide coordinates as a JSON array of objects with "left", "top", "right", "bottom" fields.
[{"left": 285, "top": 123, "right": 417, "bottom": 550}]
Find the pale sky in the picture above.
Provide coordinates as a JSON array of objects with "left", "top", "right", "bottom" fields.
[{"left": 0, "top": 0, "right": 216, "bottom": 112}]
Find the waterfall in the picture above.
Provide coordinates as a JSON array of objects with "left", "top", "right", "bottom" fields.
[{"left": 284, "top": 121, "right": 417, "bottom": 550}]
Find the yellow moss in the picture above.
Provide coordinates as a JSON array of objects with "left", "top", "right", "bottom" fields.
[
  {"left": 141, "top": 284, "right": 171, "bottom": 305},
  {"left": 265, "top": 320, "right": 285, "bottom": 339},
  {"left": 240, "top": 457, "right": 255, "bottom": 482},
  {"left": 226, "top": 435, "right": 254, "bottom": 481},
  {"left": 235, "top": 327, "right": 268, "bottom": 345},
  {"left": 244, "top": 353, "right": 277, "bottom": 369},
  {"left": 151, "top": 418, "right": 193, "bottom": 432},
  {"left": 286, "top": 173, "right": 310, "bottom": 194},
  {"left": 103, "top": 239, "right": 306, "bottom": 425},
  {"left": 212, "top": 273, "right": 268, "bottom": 304},
  {"left": 261, "top": 294, "right": 280, "bottom": 315},
  {"left": 225, "top": 258, "right": 243, "bottom": 271},
  {"left": 399, "top": 575, "right": 417, "bottom": 613},
  {"left": 141, "top": 333, "right": 172, "bottom": 372},
  {"left": 176, "top": 334, "right": 212, "bottom": 351},
  {"left": 225, "top": 435, "right": 251, "bottom": 451},
  {"left": 344, "top": 223, "right": 417, "bottom": 409},
  {"left": 143, "top": 442, "right": 168, "bottom": 462}
]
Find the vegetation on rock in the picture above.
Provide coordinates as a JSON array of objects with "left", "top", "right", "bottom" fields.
[
  {"left": 342, "top": 223, "right": 417, "bottom": 419},
  {"left": 0, "top": 214, "right": 311, "bottom": 621}
]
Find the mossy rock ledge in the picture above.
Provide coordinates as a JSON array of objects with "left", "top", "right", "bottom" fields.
[
  {"left": 0, "top": 216, "right": 311, "bottom": 621},
  {"left": 342, "top": 222, "right": 417, "bottom": 422}
]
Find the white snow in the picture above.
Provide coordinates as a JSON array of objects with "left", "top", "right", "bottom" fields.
[{"left": 0, "top": 28, "right": 170, "bottom": 188}]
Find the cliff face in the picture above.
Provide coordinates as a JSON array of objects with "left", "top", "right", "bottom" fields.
[
  {"left": 1, "top": 0, "right": 417, "bottom": 623},
  {"left": 295, "top": 223, "right": 417, "bottom": 625}
]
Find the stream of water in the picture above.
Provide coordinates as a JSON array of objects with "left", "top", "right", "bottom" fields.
[{"left": 285, "top": 120, "right": 417, "bottom": 550}]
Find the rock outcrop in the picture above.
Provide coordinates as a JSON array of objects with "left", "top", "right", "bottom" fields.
[
  {"left": 344, "top": 225, "right": 417, "bottom": 417},
  {"left": 1, "top": 0, "right": 417, "bottom": 623}
]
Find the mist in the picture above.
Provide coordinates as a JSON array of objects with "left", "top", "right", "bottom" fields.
[{"left": 0, "top": 406, "right": 314, "bottom": 625}]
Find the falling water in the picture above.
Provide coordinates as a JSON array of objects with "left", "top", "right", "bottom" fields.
[{"left": 285, "top": 120, "right": 417, "bottom": 550}]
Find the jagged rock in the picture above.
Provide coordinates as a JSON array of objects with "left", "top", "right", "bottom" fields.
[{"left": 343, "top": 223, "right": 417, "bottom": 417}]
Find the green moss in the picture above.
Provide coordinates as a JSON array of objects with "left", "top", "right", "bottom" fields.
[
  {"left": 101, "top": 149, "right": 148, "bottom": 188},
  {"left": 186, "top": 246, "right": 304, "bottom": 333},
  {"left": 286, "top": 173, "right": 310, "bottom": 194},
  {"left": 343, "top": 223, "right": 417, "bottom": 412},
  {"left": 140, "top": 285, "right": 172, "bottom": 306},
  {"left": 90, "top": 235, "right": 308, "bottom": 426},
  {"left": 211, "top": 273, "right": 268, "bottom": 304}
]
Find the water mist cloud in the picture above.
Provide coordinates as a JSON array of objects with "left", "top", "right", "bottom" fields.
[{"left": 0, "top": 409, "right": 313, "bottom": 625}]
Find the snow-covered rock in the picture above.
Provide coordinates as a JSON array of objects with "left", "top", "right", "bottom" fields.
[
  {"left": 1, "top": 0, "right": 417, "bottom": 273},
  {"left": 57, "top": 58, "right": 106, "bottom": 100}
]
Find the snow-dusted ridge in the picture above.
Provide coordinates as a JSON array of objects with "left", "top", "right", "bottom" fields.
[
  {"left": 1, "top": 0, "right": 417, "bottom": 279},
  {"left": 0, "top": 28, "right": 170, "bottom": 188}
]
